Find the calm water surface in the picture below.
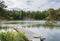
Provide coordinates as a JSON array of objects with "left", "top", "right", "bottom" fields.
[{"left": 1, "top": 20, "right": 60, "bottom": 41}]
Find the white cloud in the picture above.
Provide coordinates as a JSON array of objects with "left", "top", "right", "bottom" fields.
[{"left": 3, "top": 0, "right": 60, "bottom": 11}]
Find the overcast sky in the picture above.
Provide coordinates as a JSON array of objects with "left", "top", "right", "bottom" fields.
[{"left": 3, "top": 0, "right": 60, "bottom": 11}]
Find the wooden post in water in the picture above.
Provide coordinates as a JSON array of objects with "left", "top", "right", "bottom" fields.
[
  {"left": 33, "top": 37, "right": 46, "bottom": 41},
  {"left": 40, "top": 37, "right": 46, "bottom": 41}
]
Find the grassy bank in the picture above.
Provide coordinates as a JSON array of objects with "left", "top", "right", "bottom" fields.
[
  {"left": 0, "top": 26, "right": 29, "bottom": 41},
  {"left": 0, "top": 30, "right": 29, "bottom": 41}
]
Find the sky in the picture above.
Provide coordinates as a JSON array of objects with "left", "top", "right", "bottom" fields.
[{"left": 3, "top": 0, "right": 60, "bottom": 11}]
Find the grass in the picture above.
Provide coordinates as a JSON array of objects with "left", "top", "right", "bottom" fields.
[{"left": 0, "top": 31, "right": 29, "bottom": 41}]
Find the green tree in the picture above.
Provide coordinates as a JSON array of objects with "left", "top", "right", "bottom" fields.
[
  {"left": 46, "top": 8, "right": 56, "bottom": 20},
  {"left": 0, "top": 0, "right": 7, "bottom": 19}
]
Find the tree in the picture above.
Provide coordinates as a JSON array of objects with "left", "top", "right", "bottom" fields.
[
  {"left": 46, "top": 8, "right": 56, "bottom": 20},
  {"left": 0, "top": 0, "right": 7, "bottom": 19},
  {"left": 0, "top": 1, "right": 7, "bottom": 8}
]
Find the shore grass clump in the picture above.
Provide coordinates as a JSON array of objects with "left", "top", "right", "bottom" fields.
[{"left": 0, "top": 31, "right": 29, "bottom": 41}]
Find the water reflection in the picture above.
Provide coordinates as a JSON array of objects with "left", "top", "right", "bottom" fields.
[
  {"left": 46, "top": 28, "right": 60, "bottom": 41},
  {"left": 0, "top": 21, "right": 60, "bottom": 41},
  {"left": 29, "top": 27, "right": 60, "bottom": 41}
]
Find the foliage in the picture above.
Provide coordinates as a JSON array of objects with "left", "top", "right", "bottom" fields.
[
  {"left": 46, "top": 8, "right": 60, "bottom": 21},
  {"left": 0, "top": 1, "right": 60, "bottom": 20},
  {"left": 0, "top": 0, "right": 8, "bottom": 20},
  {"left": 0, "top": 31, "right": 29, "bottom": 41}
]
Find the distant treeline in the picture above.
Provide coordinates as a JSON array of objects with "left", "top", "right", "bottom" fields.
[{"left": 0, "top": 1, "right": 60, "bottom": 20}]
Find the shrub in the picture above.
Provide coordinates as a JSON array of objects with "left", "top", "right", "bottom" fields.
[{"left": 0, "top": 31, "right": 29, "bottom": 41}]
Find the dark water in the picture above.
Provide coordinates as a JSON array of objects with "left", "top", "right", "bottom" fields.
[{"left": 1, "top": 21, "right": 60, "bottom": 41}]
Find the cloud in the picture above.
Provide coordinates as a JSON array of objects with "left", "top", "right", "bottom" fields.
[{"left": 3, "top": 0, "right": 60, "bottom": 11}]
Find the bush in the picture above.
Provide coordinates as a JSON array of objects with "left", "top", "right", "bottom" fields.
[{"left": 0, "top": 31, "right": 29, "bottom": 41}]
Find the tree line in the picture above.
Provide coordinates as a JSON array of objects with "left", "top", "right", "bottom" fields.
[{"left": 0, "top": 1, "right": 60, "bottom": 20}]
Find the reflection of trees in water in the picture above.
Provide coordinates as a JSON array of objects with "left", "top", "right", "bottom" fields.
[
  {"left": 45, "top": 20, "right": 57, "bottom": 25},
  {"left": 26, "top": 21, "right": 60, "bottom": 29},
  {"left": 45, "top": 20, "right": 57, "bottom": 24},
  {"left": 44, "top": 20, "right": 59, "bottom": 28}
]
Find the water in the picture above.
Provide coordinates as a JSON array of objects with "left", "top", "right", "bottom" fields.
[{"left": 0, "top": 20, "right": 60, "bottom": 41}]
